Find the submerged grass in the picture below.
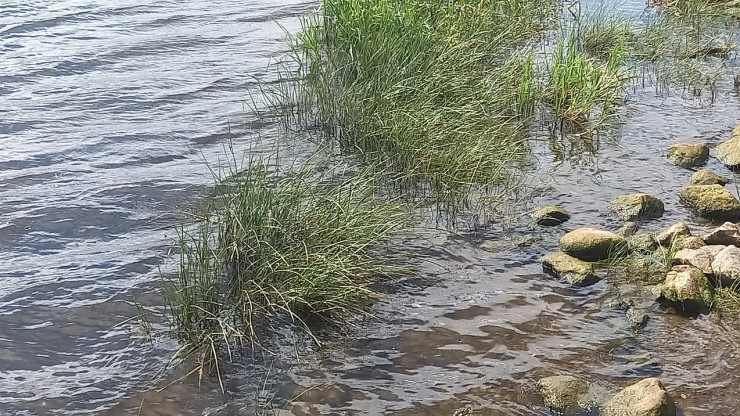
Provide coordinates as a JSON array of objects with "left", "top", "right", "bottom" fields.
[{"left": 164, "top": 153, "right": 409, "bottom": 377}]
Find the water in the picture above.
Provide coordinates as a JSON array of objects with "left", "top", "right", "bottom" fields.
[{"left": 3, "top": 1, "right": 740, "bottom": 415}]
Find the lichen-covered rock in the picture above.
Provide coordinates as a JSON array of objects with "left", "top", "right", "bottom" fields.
[
  {"left": 609, "top": 194, "right": 665, "bottom": 221},
  {"left": 533, "top": 205, "right": 570, "bottom": 226},
  {"left": 601, "top": 378, "right": 676, "bottom": 416},
  {"left": 667, "top": 143, "right": 709, "bottom": 168},
  {"left": 656, "top": 222, "right": 691, "bottom": 247},
  {"left": 716, "top": 136, "right": 740, "bottom": 170},
  {"left": 673, "top": 245, "right": 725, "bottom": 275},
  {"left": 711, "top": 245, "right": 740, "bottom": 284},
  {"left": 680, "top": 185, "right": 740, "bottom": 221},
  {"left": 677, "top": 236, "right": 706, "bottom": 250},
  {"left": 536, "top": 375, "right": 594, "bottom": 414},
  {"left": 560, "top": 228, "right": 627, "bottom": 261},
  {"left": 629, "top": 233, "right": 659, "bottom": 253},
  {"left": 703, "top": 222, "right": 740, "bottom": 246},
  {"left": 661, "top": 265, "right": 713, "bottom": 308},
  {"left": 691, "top": 169, "right": 730, "bottom": 186},
  {"left": 541, "top": 252, "right": 599, "bottom": 286}
]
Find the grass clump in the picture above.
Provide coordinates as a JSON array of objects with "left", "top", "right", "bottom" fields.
[
  {"left": 287, "top": 0, "right": 557, "bottom": 197},
  {"left": 164, "top": 155, "right": 409, "bottom": 376}
]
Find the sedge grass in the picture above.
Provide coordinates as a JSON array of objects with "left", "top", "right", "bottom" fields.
[{"left": 163, "top": 153, "right": 410, "bottom": 377}]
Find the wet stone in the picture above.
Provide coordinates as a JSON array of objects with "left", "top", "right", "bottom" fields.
[
  {"left": 618, "top": 221, "right": 640, "bottom": 238},
  {"left": 657, "top": 222, "right": 691, "bottom": 247},
  {"left": 716, "top": 136, "right": 740, "bottom": 170},
  {"left": 667, "top": 142, "right": 709, "bottom": 168},
  {"left": 609, "top": 193, "right": 665, "bottom": 221},
  {"left": 691, "top": 169, "right": 730, "bottom": 186},
  {"left": 661, "top": 265, "right": 713, "bottom": 309},
  {"left": 559, "top": 228, "right": 627, "bottom": 262},
  {"left": 680, "top": 185, "right": 740, "bottom": 221},
  {"left": 601, "top": 378, "right": 677, "bottom": 416},
  {"left": 536, "top": 375, "right": 595, "bottom": 414},
  {"left": 629, "top": 233, "right": 658, "bottom": 253},
  {"left": 626, "top": 307, "right": 649, "bottom": 328},
  {"left": 541, "top": 252, "right": 599, "bottom": 286},
  {"left": 532, "top": 205, "right": 570, "bottom": 226}
]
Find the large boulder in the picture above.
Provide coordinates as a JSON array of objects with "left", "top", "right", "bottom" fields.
[
  {"left": 601, "top": 378, "right": 676, "bottom": 416},
  {"left": 656, "top": 222, "right": 691, "bottom": 247},
  {"left": 661, "top": 265, "right": 714, "bottom": 308},
  {"left": 533, "top": 205, "right": 570, "bottom": 226},
  {"left": 716, "top": 136, "right": 740, "bottom": 170},
  {"left": 559, "top": 228, "right": 627, "bottom": 261},
  {"left": 673, "top": 245, "right": 725, "bottom": 275},
  {"left": 608, "top": 194, "right": 665, "bottom": 221},
  {"left": 703, "top": 222, "right": 740, "bottom": 246},
  {"left": 541, "top": 252, "right": 599, "bottom": 286},
  {"left": 536, "top": 375, "right": 594, "bottom": 414},
  {"left": 691, "top": 169, "right": 730, "bottom": 186},
  {"left": 667, "top": 143, "right": 709, "bottom": 168},
  {"left": 680, "top": 185, "right": 740, "bottom": 221},
  {"left": 711, "top": 245, "right": 740, "bottom": 284}
]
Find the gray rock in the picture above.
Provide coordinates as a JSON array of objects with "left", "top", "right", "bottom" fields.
[
  {"left": 680, "top": 185, "right": 740, "bottom": 221},
  {"left": 608, "top": 194, "right": 665, "bottom": 221},
  {"left": 536, "top": 375, "right": 594, "bottom": 414},
  {"left": 618, "top": 221, "right": 640, "bottom": 238},
  {"left": 703, "top": 222, "right": 740, "bottom": 246},
  {"left": 629, "top": 233, "right": 658, "bottom": 253},
  {"left": 691, "top": 169, "right": 730, "bottom": 186},
  {"left": 533, "top": 205, "right": 570, "bottom": 226},
  {"left": 626, "top": 307, "right": 649, "bottom": 328},
  {"left": 673, "top": 245, "right": 725, "bottom": 275},
  {"left": 559, "top": 228, "right": 628, "bottom": 262},
  {"left": 661, "top": 265, "right": 714, "bottom": 308},
  {"left": 541, "top": 252, "right": 600, "bottom": 286},
  {"left": 656, "top": 222, "right": 691, "bottom": 247},
  {"left": 677, "top": 236, "right": 706, "bottom": 250},
  {"left": 667, "top": 142, "right": 709, "bottom": 168},
  {"left": 601, "top": 378, "right": 676, "bottom": 416},
  {"left": 716, "top": 136, "right": 740, "bottom": 170},
  {"left": 711, "top": 245, "right": 740, "bottom": 284}
]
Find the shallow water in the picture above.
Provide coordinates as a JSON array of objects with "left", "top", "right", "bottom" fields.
[{"left": 4, "top": 1, "right": 740, "bottom": 415}]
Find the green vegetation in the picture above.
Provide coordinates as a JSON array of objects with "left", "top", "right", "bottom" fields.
[{"left": 164, "top": 155, "right": 408, "bottom": 377}]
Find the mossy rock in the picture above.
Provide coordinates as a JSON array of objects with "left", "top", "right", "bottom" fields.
[
  {"left": 661, "top": 265, "right": 714, "bottom": 308},
  {"left": 667, "top": 143, "right": 709, "bottom": 168},
  {"left": 601, "top": 378, "right": 676, "bottom": 416},
  {"left": 609, "top": 194, "right": 665, "bottom": 221},
  {"left": 691, "top": 169, "right": 730, "bottom": 186},
  {"left": 536, "top": 375, "right": 594, "bottom": 414},
  {"left": 656, "top": 222, "right": 690, "bottom": 247},
  {"left": 533, "top": 205, "right": 570, "bottom": 226},
  {"left": 716, "top": 136, "right": 740, "bottom": 170},
  {"left": 541, "top": 252, "right": 600, "bottom": 286},
  {"left": 680, "top": 185, "right": 740, "bottom": 221},
  {"left": 559, "top": 228, "right": 627, "bottom": 261},
  {"left": 629, "top": 233, "right": 658, "bottom": 253}
]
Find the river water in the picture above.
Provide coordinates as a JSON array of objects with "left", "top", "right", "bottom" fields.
[{"left": 3, "top": 1, "right": 740, "bottom": 415}]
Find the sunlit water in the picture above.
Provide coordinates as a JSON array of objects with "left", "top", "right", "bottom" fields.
[{"left": 3, "top": 1, "right": 740, "bottom": 415}]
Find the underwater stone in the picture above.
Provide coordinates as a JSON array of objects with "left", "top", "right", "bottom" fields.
[
  {"left": 536, "top": 375, "right": 594, "bottom": 414},
  {"left": 667, "top": 143, "right": 709, "bottom": 168},
  {"left": 540, "top": 252, "right": 599, "bottom": 286}
]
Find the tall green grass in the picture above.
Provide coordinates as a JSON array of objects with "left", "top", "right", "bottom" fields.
[
  {"left": 286, "top": 0, "right": 556, "bottom": 198},
  {"left": 164, "top": 154, "right": 409, "bottom": 377}
]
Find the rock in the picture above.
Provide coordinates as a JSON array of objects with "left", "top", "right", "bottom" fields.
[
  {"left": 656, "top": 222, "right": 691, "bottom": 247},
  {"left": 618, "top": 221, "right": 640, "bottom": 238},
  {"left": 536, "top": 375, "right": 594, "bottom": 414},
  {"left": 676, "top": 236, "right": 705, "bottom": 250},
  {"left": 533, "top": 205, "right": 570, "bottom": 226},
  {"left": 661, "top": 265, "right": 713, "bottom": 308},
  {"left": 601, "top": 378, "right": 676, "bottom": 416},
  {"left": 733, "top": 124, "right": 740, "bottom": 138},
  {"left": 716, "top": 136, "right": 740, "bottom": 170},
  {"left": 680, "top": 185, "right": 740, "bottom": 221},
  {"left": 609, "top": 194, "right": 665, "bottom": 221},
  {"left": 703, "top": 222, "right": 740, "bottom": 246},
  {"left": 626, "top": 307, "right": 649, "bottom": 328},
  {"left": 629, "top": 233, "right": 658, "bottom": 253},
  {"left": 541, "top": 252, "right": 600, "bottom": 286},
  {"left": 667, "top": 143, "right": 709, "bottom": 168},
  {"left": 559, "top": 228, "right": 627, "bottom": 262},
  {"left": 673, "top": 245, "right": 725, "bottom": 275},
  {"left": 691, "top": 169, "right": 730, "bottom": 186},
  {"left": 711, "top": 245, "right": 740, "bottom": 284}
]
